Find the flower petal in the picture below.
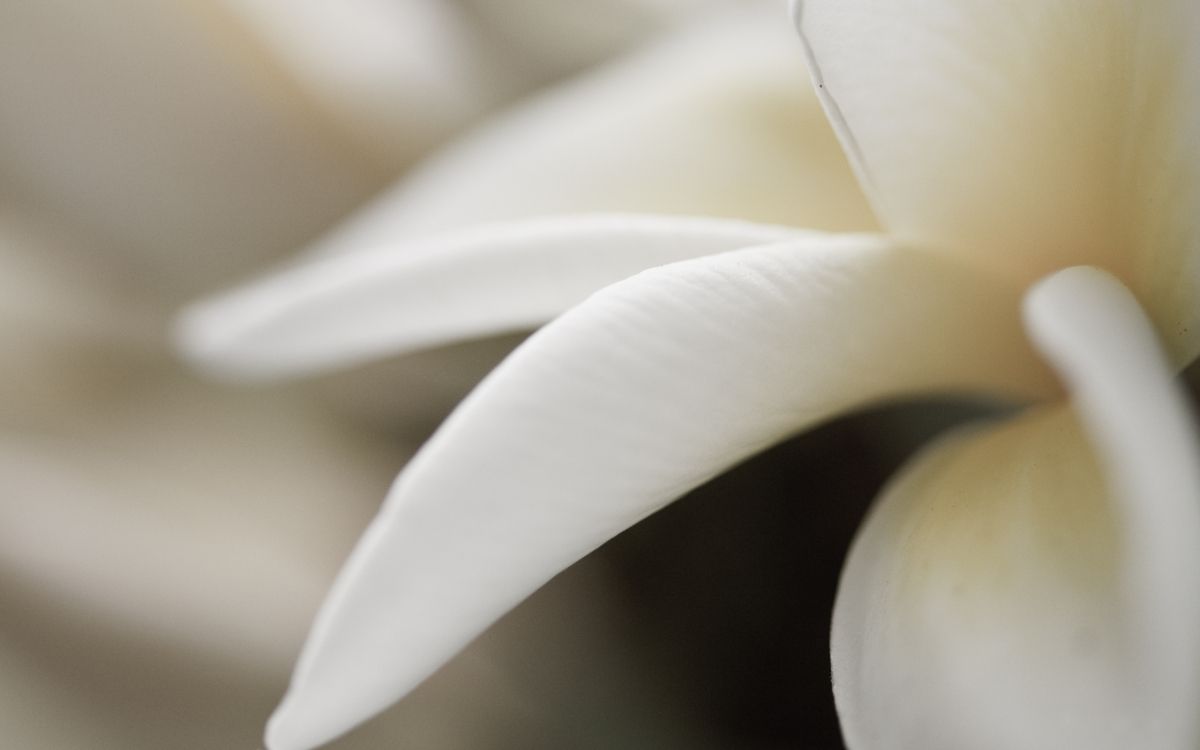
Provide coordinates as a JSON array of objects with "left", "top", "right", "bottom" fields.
[
  {"left": 177, "top": 214, "right": 800, "bottom": 380},
  {"left": 793, "top": 0, "right": 1200, "bottom": 359},
  {"left": 264, "top": 237, "right": 1054, "bottom": 750},
  {"left": 1024, "top": 267, "right": 1200, "bottom": 741},
  {"left": 298, "top": 3, "right": 873, "bottom": 261},
  {"left": 832, "top": 269, "right": 1200, "bottom": 750}
]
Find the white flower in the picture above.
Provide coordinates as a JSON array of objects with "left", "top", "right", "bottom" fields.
[
  {"left": 182, "top": 2, "right": 1200, "bottom": 749},
  {"left": 1, "top": 3, "right": 720, "bottom": 748}
]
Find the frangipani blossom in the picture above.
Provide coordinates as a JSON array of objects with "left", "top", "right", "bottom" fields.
[{"left": 182, "top": 2, "right": 1200, "bottom": 750}]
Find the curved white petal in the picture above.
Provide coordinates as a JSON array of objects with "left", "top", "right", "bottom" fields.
[
  {"left": 833, "top": 269, "right": 1200, "bottom": 750},
  {"left": 792, "top": 0, "right": 1200, "bottom": 360},
  {"left": 0, "top": 417, "right": 694, "bottom": 749},
  {"left": 1024, "top": 267, "right": 1200, "bottom": 741},
  {"left": 177, "top": 214, "right": 801, "bottom": 380},
  {"left": 264, "top": 237, "right": 1055, "bottom": 750},
  {"left": 300, "top": 3, "right": 873, "bottom": 262}
]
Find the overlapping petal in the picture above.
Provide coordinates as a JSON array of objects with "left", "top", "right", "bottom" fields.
[
  {"left": 299, "top": 3, "right": 873, "bottom": 261},
  {"left": 1024, "top": 268, "right": 1200, "bottom": 740},
  {"left": 262, "top": 237, "right": 1056, "bottom": 750},
  {"left": 832, "top": 269, "right": 1200, "bottom": 750},
  {"left": 793, "top": 0, "right": 1200, "bottom": 361},
  {"left": 177, "top": 215, "right": 800, "bottom": 380}
]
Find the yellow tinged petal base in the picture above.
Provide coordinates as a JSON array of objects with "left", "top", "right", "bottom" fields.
[
  {"left": 835, "top": 268, "right": 1200, "bottom": 750},
  {"left": 833, "top": 408, "right": 1136, "bottom": 750}
]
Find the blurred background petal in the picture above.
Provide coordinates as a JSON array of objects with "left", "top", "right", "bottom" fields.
[{"left": 0, "top": 2, "right": 1028, "bottom": 748}]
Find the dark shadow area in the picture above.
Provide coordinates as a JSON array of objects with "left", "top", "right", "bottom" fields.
[{"left": 596, "top": 396, "right": 1011, "bottom": 749}]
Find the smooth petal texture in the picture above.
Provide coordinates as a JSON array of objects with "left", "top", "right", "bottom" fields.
[
  {"left": 265, "top": 237, "right": 1055, "bottom": 750},
  {"left": 832, "top": 269, "right": 1200, "bottom": 750},
  {"left": 299, "top": 3, "right": 873, "bottom": 261},
  {"left": 177, "top": 214, "right": 800, "bottom": 380},
  {"left": 1024, "top": 267, "right": 1200, "bottom": 742},
  {"left": 793, "top": 0, "right": 1200, "bottom": 361}
]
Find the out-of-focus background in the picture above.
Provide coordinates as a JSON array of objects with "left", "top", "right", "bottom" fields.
[{"left": 0, "top": 2, "right": 1012, "bottom": 747}]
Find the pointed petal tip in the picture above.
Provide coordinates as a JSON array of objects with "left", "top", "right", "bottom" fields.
[
  {"left": 262, "top": 695, "right": 290, "bottom": 750},
  {"left": 173, "top": 283, "right": 321, "bottom": 383},
  {"left": 264, "top": 658, "right": 399, "bottom": 750},
  {"left": 256, "top": 236, "right": 1057, "bottom": 747},
  {"left": 171, "top": 300, "right": 267, "bottom": 383},
  {"left": 172, "top": 303, "right": 226, "bottom": 369},
  {"left": 263, "top": 696, "right": 318, "bottom": 750},
  {"left": 172, "top": 214, "right": 804, "bottom": 383}
]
